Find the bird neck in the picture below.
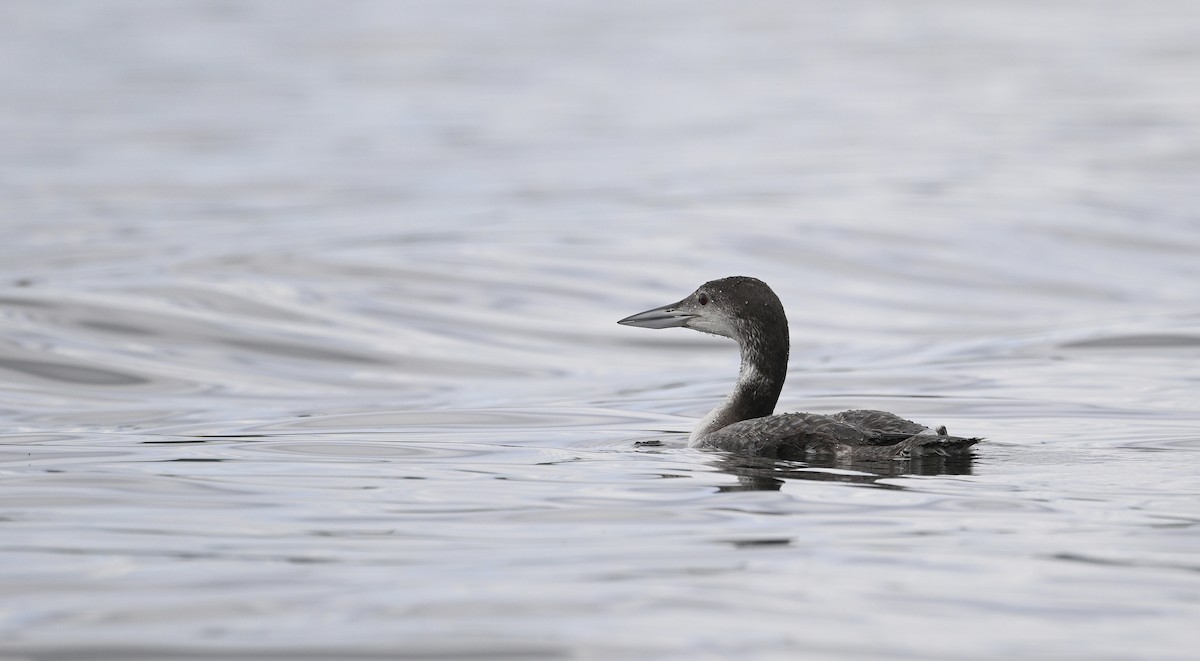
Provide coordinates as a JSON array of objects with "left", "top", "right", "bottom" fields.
[{"left": 689, "top": 322, "right": 789, "bottom": 445}]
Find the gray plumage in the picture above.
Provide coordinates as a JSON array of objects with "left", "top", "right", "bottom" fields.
[{"left": 618, "top": 276, "right": 981, "bottom": 460}]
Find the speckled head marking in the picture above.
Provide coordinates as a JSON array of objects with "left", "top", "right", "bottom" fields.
[
  {"left": 618, "top": 276, "right": 785, "bottom": 341},
  {"left": 618, "top": 276, "right": 790, "bottom": 441}
]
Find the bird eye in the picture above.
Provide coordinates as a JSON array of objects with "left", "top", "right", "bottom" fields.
[{"left": 698, "top": 293, "right": 709, "bottom": 306}]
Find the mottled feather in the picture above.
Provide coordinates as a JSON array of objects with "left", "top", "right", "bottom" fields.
[{"left": 699, "top": 410, "right": 980, "bottom": 460}]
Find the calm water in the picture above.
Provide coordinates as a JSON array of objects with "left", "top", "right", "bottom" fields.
[{"left": 3, "top": 1, "right": 1200, "bottom": 659}]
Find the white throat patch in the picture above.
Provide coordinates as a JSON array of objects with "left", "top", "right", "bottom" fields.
[{"left": 685, "top": 315, "right": 737, "bottom": 339}]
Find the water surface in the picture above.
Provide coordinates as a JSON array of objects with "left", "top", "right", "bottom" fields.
[{"left": 2, "top": 1, "right": 1200, "bottom": 659}]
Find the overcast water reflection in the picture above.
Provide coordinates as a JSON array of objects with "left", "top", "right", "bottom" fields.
[{"left": 2, "top": 1, "right": 1200, "bottom": 659}]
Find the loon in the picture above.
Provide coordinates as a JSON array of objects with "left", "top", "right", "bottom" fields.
[{"left": 618, "top": 276, "right": 980, "bottom": 460}]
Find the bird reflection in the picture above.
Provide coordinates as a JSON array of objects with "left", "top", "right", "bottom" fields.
[
  {"left": 709, "top": 450, "right": 974, "bottom": 492},
  {"left": 631, "top": 435, "right": 973, "bottom": 492}
]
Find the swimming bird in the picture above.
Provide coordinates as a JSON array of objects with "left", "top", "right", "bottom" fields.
[{"left": 618, "top": 276, "right": 980, "bottom": 460}]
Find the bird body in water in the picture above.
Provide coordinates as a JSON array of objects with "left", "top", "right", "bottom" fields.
[{"left": 618, "top": 276, "right": 981, "bottom": 460}]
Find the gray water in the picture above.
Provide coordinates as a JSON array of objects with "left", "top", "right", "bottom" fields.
[{"left": 2, "top": 1, "right": 1200, "bottom": 659}]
